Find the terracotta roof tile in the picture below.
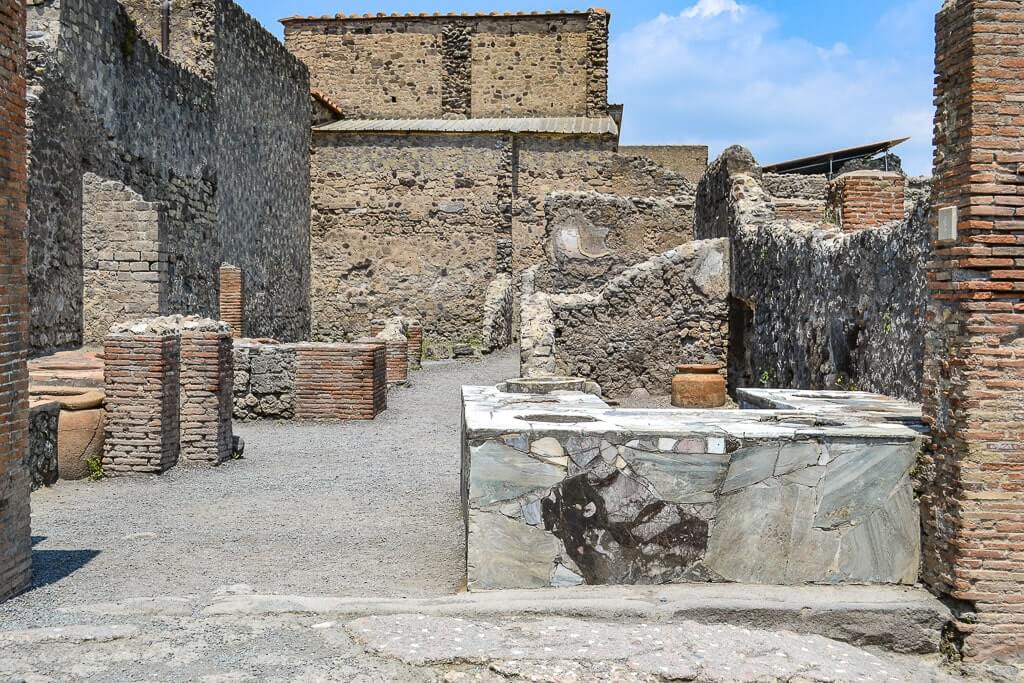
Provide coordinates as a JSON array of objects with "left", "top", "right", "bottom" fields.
[
  {"left": 310, "top": 89, "right": 344, "bottom": 117},
  {"left": 281, "top": 8, "right": 598, "bottom": 23}
]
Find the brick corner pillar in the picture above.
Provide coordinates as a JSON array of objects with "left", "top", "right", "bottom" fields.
[
  {"left": 381, "top": 335, "right": 409, "bottom": 385},
  {"left": 179, "top": 326, "right": 233, "bottom": 465},
  {"left": 0, "top": 0, "right": 32, "bottom": 603},
  {"left": 219, "top": 264, "right": 244, "bottom": 338},
  {"left": 103, "top": 332, "right": 181, "bottom": 475},
  {"left": 826, "top": 170, "right": 906, "bottom": 232},
  {"left": 921, "top": 0, "right": 1024, "bottom": 663},
  {"left": 294, "top": 342, "right": 386, "bottom": 421},
  {"left": 406, "top": 321, "right": 424, "bottom": 371}
]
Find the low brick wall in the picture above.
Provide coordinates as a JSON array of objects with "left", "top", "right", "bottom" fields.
[
  {"left": 180, "top": 329, "right": 233, "bottom": 464},
  {"left": 219, "top": 264, "right": 244, "bottom": 338},
  {"left": 103, "top": 333, "right": 181, "bottom": 475},
  {"left": 294, "top": 342, "right": 386, "bottom": 420},
  {"left": 827, "top": 171, "right": 906, "bottom": 232},
  {"left": 774, "top": 198, "right": 825, "bottom": 223}
]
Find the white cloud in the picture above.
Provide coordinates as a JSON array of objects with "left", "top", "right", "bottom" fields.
[
  {"left": 610, "top": 0, "right": 935, "bottom": 175},
  {"left": 683, "top": 0, "right": 743, "bottom": 19}
]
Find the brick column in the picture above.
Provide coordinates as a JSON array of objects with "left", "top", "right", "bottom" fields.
[
  {"left": 0, "top": 0, "right": 31, "bottom": 602},
  {"left": 382, "top": 336, "right": 409, "bottom": 385},
  {"left": 406, "top": 321, "right": 423, "bottom": 370},
  {"left": 921, "top": 0, "right": 1024, "bottom": 662},
  {"left": 219, "top": 264, "right": 243, "bottom": 338},
  {"left": 103, "top": 333, "right": 180, "bottom": 475},
  {"left": 294, "top": 342, "right": 386, "bottom": 420},
  {"left": 826, "top": 171, "right": 906, "bottom": 231},
  {"left": 179, "top": 328, "right": 233, "bottom": 465}
]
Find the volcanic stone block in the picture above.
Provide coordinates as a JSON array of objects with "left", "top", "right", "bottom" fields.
[
  {"left": 294, "top": 342, "right": 386, "bottom": 421},
  {"left": 179, "top": 328, "right": 234, "bottom": 465},
  {"left": 27, "top": 401, "right": 59, "bottom": 490},
  {"left": 103, "top": 333, "right": 181, "bottom": 475}
]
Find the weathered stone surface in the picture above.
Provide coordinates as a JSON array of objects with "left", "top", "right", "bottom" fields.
[
  {"left": 720, "top": 445, "right": 778, "bottom": 494},
  {"left": 27, "top": 402, "right": 60, "bottom": 490},
  {"left": 815, "top": 443, "right": 915, "bottom": 530},
  {"left": 470, "top": 441, "right": 566, "bottom": 507},
  {"left": 468, "top": 511, "right": 560, "bottom": 590},
  {"left": 623, "top": 448, "right": 729, "bottom": 505}
]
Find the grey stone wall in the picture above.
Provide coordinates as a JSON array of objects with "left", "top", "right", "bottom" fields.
[
  {"left": 26, "top": 0, "right": 311, "bottom": 355},
  {"left": 213, "top": 0, "right": 311, "bottom": 341},
  {"left": 27, "top": 402, "right": 59, "bottom": 491},
  {"left": 535, "top": 191, "right": 694, "bottom": 294},
  {"left": 522, "top": 240, "right": 730, "bottom": 399},
  {"left": 700, "top": 147, "right": 930, "bottom": 401},
  {"left": 26, "top": 0, "right": 218, "bottom": 355},
  {"left": 232, "top": 340, "right": 296, "bottom": 421},
  {"left": 761, "top": 173, "right": 828, "bottom": 201}
]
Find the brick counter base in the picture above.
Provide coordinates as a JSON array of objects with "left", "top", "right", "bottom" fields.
[
  {"left": 180, "top": 330, "right": 233, "bottom": 465},
  {"left": 294, "top": 342, "right": 386, "bottom": 420},
  {"left": 103, "top": 334, "right": 180, "bottom": 475}
]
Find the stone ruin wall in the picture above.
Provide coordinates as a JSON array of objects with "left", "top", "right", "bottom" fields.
[
  {"left": 522, "top": 239, "right": 730, "bottom": 399},
  {"left": 283, "top": 11, "right": 609, "bottom": 120},
  {"left": 697, "top": 147, "right": 930, "bottom": 402},
  {"left": 309, "top": 133, "right": 510, "bottom": 347},
  {"left": 0, "top": 0, "right": 32, "bottom": 602},
  {"left": 26, "top": 0, "right": 310, "bottom": 356},
  {"left": 534, "top": 191, "right": 694, "bottom": 294},
  {"left": 618, "top": 145, "right": 709, "bottom": 184}
]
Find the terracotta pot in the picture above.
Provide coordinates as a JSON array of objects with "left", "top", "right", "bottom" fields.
[
  {"left": 30, "top": 386, "right": 106, "bottom": 481},
  {"left": 672, "top": 364, "right": 727, "bottom": 409}
]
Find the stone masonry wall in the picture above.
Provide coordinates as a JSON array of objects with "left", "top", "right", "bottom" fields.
[
  {"left": 698, "top": 147, "right": 930, "bottom": 402},
  {"left": 81, "top": 173, "right": 167, "bottom": 345},
  {"left": 213, "top": 0, "right": 311, "bottom": 341},
  {"left": 522, "top": 239, "right": 730, "bottom": 399},
  {"left": 232, "top": 340, "right": 296, "bottom": 421},
  {"left": 283, "top": 11, "right": 609, "bottom": 120},
  {"left": 920, "top": 0, "right": 1024, "bottom": 662},
  {"left": 0, "top": 0, "right": 32, "bottom": 602},
  {"left": 618, "top": 145, "right": 709, "bottom": 184},
  {"left": 310, "top": 133, "right": 508, "bottom": 345},
  {"left": 26, "top": 0, "right": 217, "bottom": 355},
  {"left": 535, "top": 191, "right": 694, "bottom": 294}
]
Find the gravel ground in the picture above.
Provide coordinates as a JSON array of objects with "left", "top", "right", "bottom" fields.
[{"left": 0, "top": 350, "right": 518, "bottom": 628}]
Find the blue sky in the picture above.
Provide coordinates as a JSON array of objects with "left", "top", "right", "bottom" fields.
[{"left": 244, "top": 0, "right": 938, "bottom": 175}]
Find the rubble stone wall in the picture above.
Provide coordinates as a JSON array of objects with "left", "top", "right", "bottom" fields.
[
  {"left": 26, "top": 0, "right": 217, "bottom": 355},
  {"left": 310, "top": 133, "right": 509, "bottom": 345},
  {"left": 26, "top": 401, "right": 59, "bottom": 491},
  {"left": 27, "top": 0, "right": 310, "bottom": 355},
  {"left": 0, "top": 0, "right": 32, "bottom": 603},
  {"left": 232, "top": 341, "right": 296, "bottom": 421},
  {"left": 535, "top": 191, "right": 694, "bottom": 294},
  {"left": 283, "top": 11, "right": 608, "bottom": 120},
  {"left": 698, "top": 147, "right": 929, "bottom": 402},
  {"left": 522, "top": 240, "right": 729, "bottom": 399},
  {"left": 618, "top": 145, "right": 709, "bottom": 184}
]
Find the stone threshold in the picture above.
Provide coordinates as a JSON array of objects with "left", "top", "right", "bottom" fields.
[{"left": 65, "top": 584, "right": 951, "bottom": 655}]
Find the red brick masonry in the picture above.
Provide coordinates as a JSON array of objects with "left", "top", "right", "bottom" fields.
[
  {"left": 180, "top": 329, "right": 233, "bottom": 464},
  {"left": 922, "top": 0, "right": 1024, "bottom": 662},
  {"left": 294, "top": 342, "right": 387, "bottom": 420},
  {"left": 0, "top": 0, "right": 31, "bottom": 602},
  {"left": 219, "top": 264, "right": 244, "bottom": 338},
  {"left": 827, "top": 171, "right": 906, "bottom": 232},
  {"left": 103, "top": 334, "right": 181, "bottom": 475}
]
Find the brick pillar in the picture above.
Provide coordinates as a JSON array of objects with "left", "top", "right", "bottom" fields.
[
  {"left": 826, "top": 171, "right": 906, "bottom": 231},
  {"left": 382, "top": 336, "right": 409, "bottom": 385},
  {"left": 0, "top": 0, "right": 31, "bottom": 602},
  {"left": 219, "top": 264, "right": 243, "bottom": 338},
  {"left": 407, "top": 321, "right": 423, "bottom": 371},
  {"left": 179, "top": 328, "right": 233, "bottom": 465},
  {"left": 921, "top": 0, "right": 1024, "bottom": 662},
  {"left": 103, "top": 333, "right": 180, "bottom": 475},
  {"left": 294, "top": 342, "right": 386, "bottom": 420}
]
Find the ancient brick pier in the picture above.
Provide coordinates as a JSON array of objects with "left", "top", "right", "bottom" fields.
[
  {"left": 179, "top": 324, "right": 234, "bottom": 465},
  {"left": 294, "top": 342, "right": 387, "bottom": 420},
  {"left": 922, "top": 0, "right": 1024, "bottom": 661},
  {"left": 0, "top": 0, "right": 31, "bottom": 602}
]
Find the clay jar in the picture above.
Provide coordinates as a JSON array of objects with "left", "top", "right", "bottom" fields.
[
  {"left": 29, "top": 386, "right": 105, "bottom": 480},
  {"left": 672, "top": 364, "right": 727, "bottom": 409}
]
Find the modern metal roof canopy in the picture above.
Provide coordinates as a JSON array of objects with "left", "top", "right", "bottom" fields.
[{"left": 763, "top": 137, "right": 911, "bottom": 176}]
